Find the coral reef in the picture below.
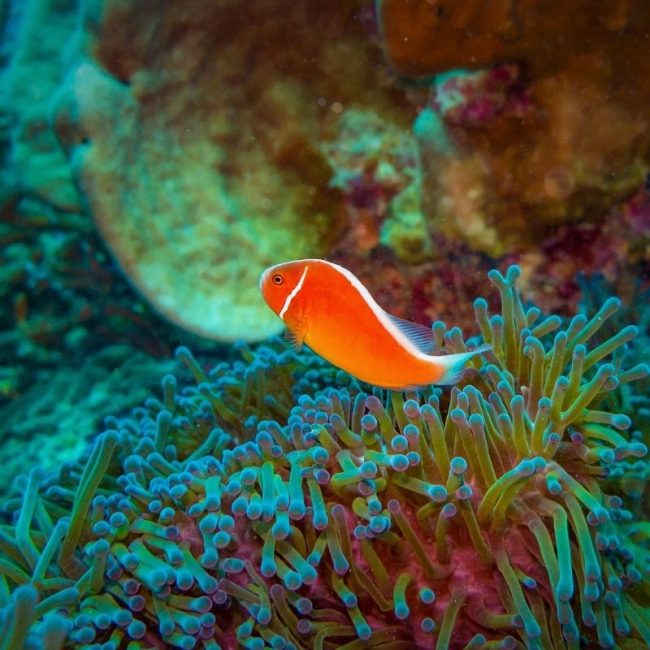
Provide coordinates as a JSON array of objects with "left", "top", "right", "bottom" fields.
[
  {"left": 3, "top": 0, "right": 650, "bottom": 348},
  {"left": 430, "top": 65, "right": 531, "bottom": 130},
  {"left": 0, "top": 0, "right": 80, "bottom": 214},
  {"left": 379, "top": 0, "right": 650, "bottom": 255},
  {"left": 1, "top": 266, "right": 648, "bottom": 649},
  {"left": 0, "top": 199, "right": 204, "bottom": 420},
  {"left": 0, "top": 345, "right": 178, "bottom": 498},
  {"left": 513, "top": 186, "right": 650, "bottom": 315},
  {"left": 2, "top": 0, "right": 416, "bottom": 342},
  {"left": 321, "top": 110, "right": 429, "bottom": 263},
  {"left": 0, "top": 210, "right": 169, "bottom": 372},
  {"left": 0, "top": 204, "right": 228, "bottom": 489},
  {"left": 48, "top": 0, "right": 415, "bottom": 341}
]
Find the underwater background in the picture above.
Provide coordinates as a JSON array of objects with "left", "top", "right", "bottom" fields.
[{"left": 0, "top": 1, "right": 649, "bottom": 648}]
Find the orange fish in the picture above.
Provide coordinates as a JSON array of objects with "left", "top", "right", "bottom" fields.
[{"left": 259, "top": 259, "right": 488, "bottom": 390}]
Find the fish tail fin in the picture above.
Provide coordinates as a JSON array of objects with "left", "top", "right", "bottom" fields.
[{"left": 435, "top": 343, "right": 491, "bottom": 385}]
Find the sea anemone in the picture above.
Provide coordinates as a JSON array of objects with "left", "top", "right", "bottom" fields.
[{"left": 1, "top": 266, "right": 648, "bottom": 649}]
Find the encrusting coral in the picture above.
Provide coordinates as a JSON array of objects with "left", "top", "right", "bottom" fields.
[
  {"left": 1, "top": 266, "right": 648, "bottom": 649},
  {"left": 321, "top": 109, "right": 430, "bottom": 264},
  {"left": 379, "top": 0, "right": 650, "bottom": 256}
]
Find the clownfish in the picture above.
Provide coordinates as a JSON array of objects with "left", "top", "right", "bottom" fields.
[{"left": 259, "top": 259, "right": 489, "bottom": 390}]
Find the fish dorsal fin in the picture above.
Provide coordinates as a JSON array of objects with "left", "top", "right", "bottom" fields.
[{"left": 384, "top": 312, "right": 434, "bottom": 354}]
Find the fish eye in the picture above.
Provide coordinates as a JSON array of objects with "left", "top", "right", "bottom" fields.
[{"left": 272, "top": 273, "right": 284, "bottom": 285}]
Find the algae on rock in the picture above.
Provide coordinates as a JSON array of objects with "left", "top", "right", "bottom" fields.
[{"left": 379, "top": 0, "right": 650, "bottom": 256}]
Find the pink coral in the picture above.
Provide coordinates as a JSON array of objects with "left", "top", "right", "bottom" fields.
[{"left": 431, "top": 64, "right": 532, "bottom": 128}]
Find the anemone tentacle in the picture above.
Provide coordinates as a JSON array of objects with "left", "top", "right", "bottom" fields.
[{"left": 0, "top": 266, "right": 648, "bottom": 649}]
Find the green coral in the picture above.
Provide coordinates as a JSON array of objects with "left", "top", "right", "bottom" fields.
[{"left": 0, "top": 266, "right": 648, "bottom": 649}]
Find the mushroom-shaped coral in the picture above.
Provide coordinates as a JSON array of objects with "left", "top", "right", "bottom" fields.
[
  {"left": 48, "top": 0, "right": 413, "bottom": 342},
  {"left": 1, "top": 267, "right": 649, "bottom": 649}
]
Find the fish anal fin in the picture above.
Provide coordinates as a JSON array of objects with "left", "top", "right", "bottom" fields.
[{"left": 385, "top": 312, "right": 434, "bottom": 354}]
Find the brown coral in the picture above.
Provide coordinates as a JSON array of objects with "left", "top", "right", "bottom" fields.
[
  {"left": 52, "top": 0, "right": 412, "bottom": 341},
  {"left": 379, "top": 0, "right": 650, "bottom": 255}
]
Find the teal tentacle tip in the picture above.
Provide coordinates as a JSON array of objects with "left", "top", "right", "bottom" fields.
[
  {"left": 622, "top": 324, "right": 638, "bottom": 338},
  {"left": 516, "top": 459, "right": 535, "bottom": 476},
  {"left": 441, "top": 503, "right": 457, "bottom": 518},
  {"left": 611, "top": 414, "right": 631, "bottom": 430},
  {"left": 531, "top": 457, "right": 547, "bottom": 472},
  {"left": 554, "top": 330, "right": 568, "bottom": 344},
  {"left": 573, "top": 344, "right": 587, "bottom": 358},
  {"left": 491, "top": 314, "right": 504, "bottom": 327},
  {"left": 357, "top": 622, "right": 372, "bottom": 640},
  {"left": 389, "top": 455, "right": 410, "bottom": 472},
  {"left": 103, "top": 429, "right": 119, "bottom": 444},
  {"left": 360, "top": 414, "right": 378, "bottom": 431},
  {"left": 342, "top": 591, "right": 358, "bottom": 607},
  {"left": 627, "top": 442, "right": 647, "bottom": 458},
  {"left": 590, "top": 505, "right": 610, "bottom": 524},
  {"left": 369, "top": 515, "right": 389, "bottom": 533},
  {"left": 487, "top": 269, "right": 502, "bottom": 284},
  {"left": 506, "top": 264, "right": 521, "bottom": 283},
  {"left": 603, "top": 296, "right": 622, "bottom": 312},
  {"left": 450, "top": 408, "right": 467, "bottom": 425},
  {"left": 394, "top": 601, "right": 409, "bottom": 620},
  {"left": 468, "top": 413, "right": 484, "bottom": 427},
  {"left": 450, "top": 456, "right": 468, "bottom": 475},
  {"left": 283, "top": 570, "right": 302, "bottom": 591},
  {"left": 597, "top": 363, "right": 615, "bottom": 379},
  {"left": 419, "top": 587, "right": 436, "bottom": 604},
  {"left": 162, "top": 372, "right": 177, "bottom": 387},
  {"left": 510, "top": 394, "right": 525, "bottom": 409},
  {"left": 403, "top": 400, "right": 420, "bottom": 416},
  {"left": 174, "top": 345, "right": 191, "bottom": 359},
  {"left": 554, "top": 376, "right": 569, "bottom": 391},
  {"left": 637, "top": 362, "right": 650, "bottom": 376},
  {"left": 429, "top": 485, "right": 448, "bottom": 502},
  {"left": 295, "top": 597, "right": 313, "bottom": 615},
  {"left": 127, "top": 619, "right": 147, "bottom": 639},
  {"left": 421, "top": 617, "right": 436, "bottom": 632},
  {"left": 13, "top": 583, "right": 39, "bottom": 606}
]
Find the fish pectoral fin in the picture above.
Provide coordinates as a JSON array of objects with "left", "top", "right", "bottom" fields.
[
  {"left": 283, "top": 328, "right": 305, "bottom": 351},
  {"left": 384, "top": 312, "right": 435, "bottom": 354}
]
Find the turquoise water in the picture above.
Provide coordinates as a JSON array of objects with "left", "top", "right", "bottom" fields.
[{"left": 0, "top": 1, "right": 648, "bottom": 648}]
